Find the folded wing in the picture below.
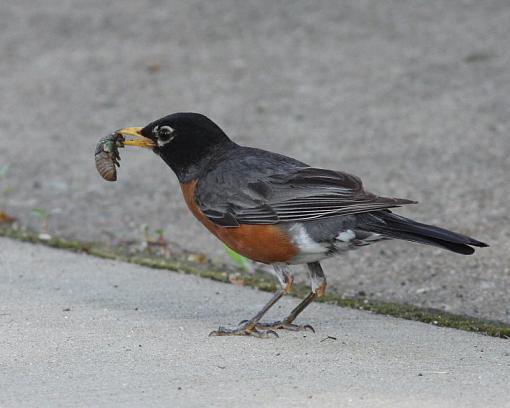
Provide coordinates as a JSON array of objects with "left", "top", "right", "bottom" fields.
[{"left": 197, "top": 167, "right": 416, "bottom": 227}]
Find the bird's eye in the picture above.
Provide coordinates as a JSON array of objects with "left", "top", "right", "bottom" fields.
[{"left": 156, "top": 125, "right": 175, "bottom": 146}]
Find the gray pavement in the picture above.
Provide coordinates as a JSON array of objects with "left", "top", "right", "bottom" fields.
[
  {"left": 0, "top": 0, "right": 509, "bottom": 323},
  {"left": 1, "top": 237, "right": 509, "bottom": 408}
]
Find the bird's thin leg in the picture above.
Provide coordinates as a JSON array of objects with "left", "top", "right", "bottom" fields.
[
  {"left": 255, "top": 262, "right": 326, "bottom": 333},
  {"left": 284, "top": 261, "right": 327, "bottom": 325},
  {"left": 209, "top": 264, "right": 293, "bottom": 338}
]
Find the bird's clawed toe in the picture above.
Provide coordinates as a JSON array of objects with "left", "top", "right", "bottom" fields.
[
  {"left": 254, "top": 321, "right": 315, "bottom": 333},
  {"left": 238, "top": 319, "right": 315, "bottom": 333},
  {"left": 209, "top": 324, "right": 279, "bottom": 338}
]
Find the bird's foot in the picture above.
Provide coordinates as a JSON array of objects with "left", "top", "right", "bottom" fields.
[
  {"left": 209, "top": 322, "right": 279, "bottom": 338},
  {"left": 240, "top": 319, "right": 315, "bottom": 333}
]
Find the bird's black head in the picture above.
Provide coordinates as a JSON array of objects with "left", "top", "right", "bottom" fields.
[{"left": 118, "top": 112, "right": 235, "bottom": 182}]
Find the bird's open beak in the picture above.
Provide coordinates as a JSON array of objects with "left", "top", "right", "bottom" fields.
[{"left": 116, "top": 127, "right": 155, "bottom": 149}]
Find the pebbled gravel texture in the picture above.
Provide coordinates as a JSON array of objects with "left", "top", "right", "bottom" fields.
[{"left": 0, "top": 0, "right": 509, "bottom": 322}]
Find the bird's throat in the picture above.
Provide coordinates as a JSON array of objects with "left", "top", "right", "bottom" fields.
[{"left": 159, "top": 141, "right": 236, "bottom": 183}]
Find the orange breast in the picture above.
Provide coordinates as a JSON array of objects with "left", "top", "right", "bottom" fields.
[{"left": 181, "top": 181, "right": 298, "bottom": 264}]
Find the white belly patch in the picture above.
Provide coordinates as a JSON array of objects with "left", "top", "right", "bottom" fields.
[
  {"left": 287, "top": 223, "right": 330, "bottom": 264},
  {"left": 285, "top": 224, "right": 384, "bottom": 264},
  {"left": 336, "top": 229, "right": 356, "bottom": 242}
]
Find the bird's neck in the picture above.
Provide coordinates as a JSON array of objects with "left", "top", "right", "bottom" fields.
[{"left": 159, "top": 141, "right": 236, "bottom": 183}]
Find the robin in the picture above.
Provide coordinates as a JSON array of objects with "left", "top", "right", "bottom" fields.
[{"left": 118, "top": 112, "right": 488, "bottom": 338}]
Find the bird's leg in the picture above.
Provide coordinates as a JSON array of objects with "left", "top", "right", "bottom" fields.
[
  {"left": 255, "top": 262, "right": 326, "bottom": 333},
  {"left": 282, "top": 262, "right": 326, "bottom": 325},
  {"left": 209, "top": 264, "right": 293, "bottom": 338}
]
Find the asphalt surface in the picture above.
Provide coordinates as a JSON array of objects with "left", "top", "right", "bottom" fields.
[
  {"left": 0, "top": 0, "right": 509, "bottom": 323},
  {"left": 1, "top": 238, "right": 509, "bottom": 408}
]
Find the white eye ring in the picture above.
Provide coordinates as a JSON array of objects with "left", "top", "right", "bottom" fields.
[{"left": 156, "top": 125, "right": 175, "bottom": 146}]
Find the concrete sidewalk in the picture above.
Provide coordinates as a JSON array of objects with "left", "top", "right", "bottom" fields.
[
  {"left": 1, "top": 0, "right": 509, "bottom": 324},
  {"left": 0, "top": 237, "right": 508, "bottom": 408}
]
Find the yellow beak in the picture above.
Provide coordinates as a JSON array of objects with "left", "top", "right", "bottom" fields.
[{"left": 116, "top": 127, "right": 155, "bottom": 148}]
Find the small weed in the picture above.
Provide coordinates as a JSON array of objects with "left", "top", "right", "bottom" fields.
[
  {"left": 31, "top": 208, "right": 52, "bottom": 235},
  {"left": 224, "top": 245, "right": 254, "bottom": 273}
]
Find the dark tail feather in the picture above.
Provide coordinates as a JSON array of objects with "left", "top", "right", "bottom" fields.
[{"left": 359, "top": 211, "right": 489, "bottom": 255}]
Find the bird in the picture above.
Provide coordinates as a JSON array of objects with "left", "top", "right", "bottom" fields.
[{"left": 117, "top": 112, "right": 488, "bottom": 338}]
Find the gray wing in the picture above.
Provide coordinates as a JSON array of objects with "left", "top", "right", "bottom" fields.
[{"left": 196, "top": 165, "right": 416, "bottom": 227}]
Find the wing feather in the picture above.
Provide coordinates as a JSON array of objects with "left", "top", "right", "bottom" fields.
[{"left": 198, "top": 166, "right": 416, "bottom": 226}]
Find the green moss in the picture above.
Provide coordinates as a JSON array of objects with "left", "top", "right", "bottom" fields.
[{"left": 1, "top": 224, "right": 508, "bottom": 339}]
